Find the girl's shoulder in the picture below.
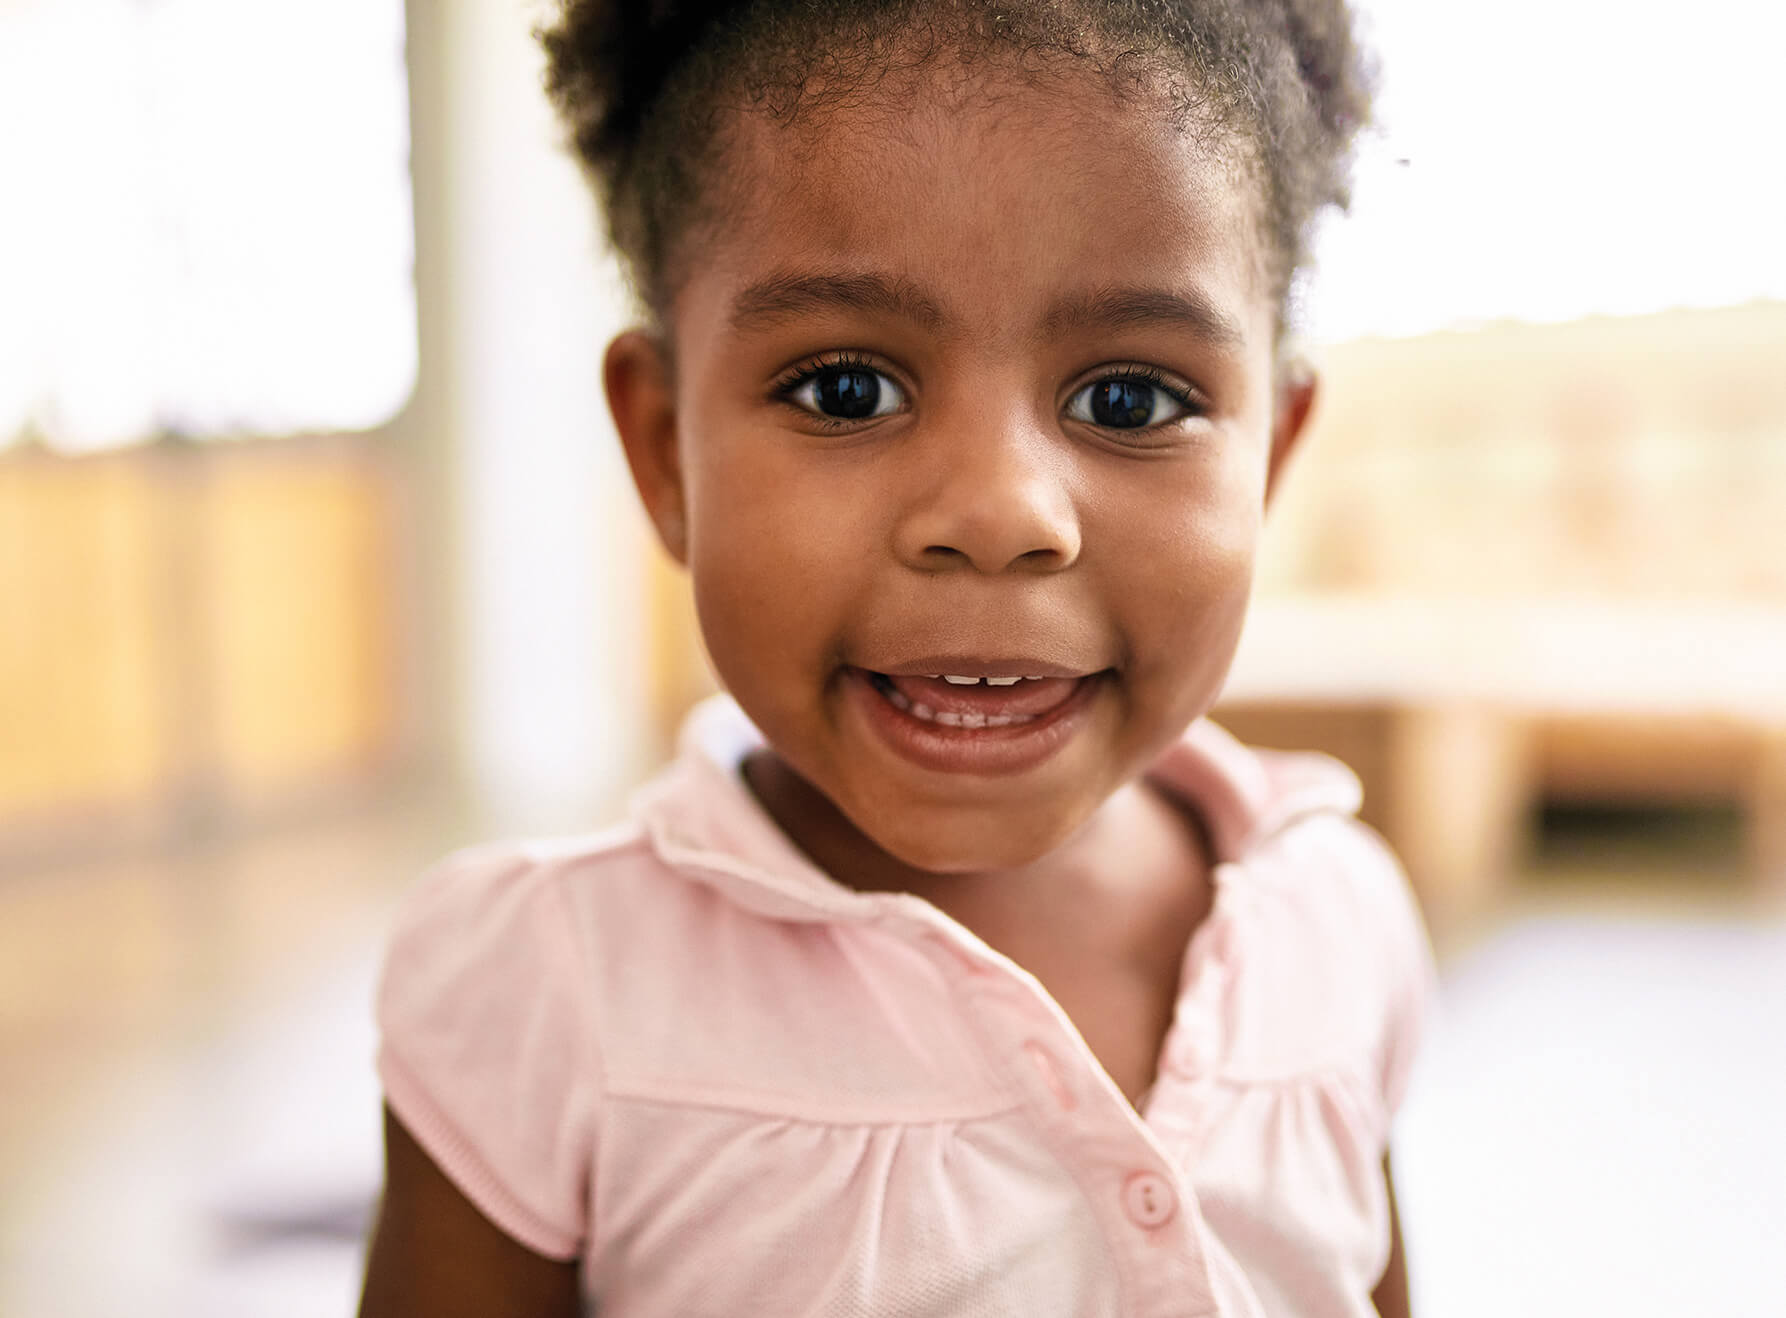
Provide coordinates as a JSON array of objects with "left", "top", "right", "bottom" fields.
[
  {"left": 373, "top": 828, "right": 654, "bottom": 1261},
  {"left": 1154, "top": 720, "right": 1437, "bottom": 1114},
  {"left": 378, "top": 823, "right": 659, "bottom": 1001},
  {"left": 1151, "top": 717, "right": 1427, "bottom": 972},
  {"left": 384, "top": 822, "right": 653, "bottom": 935},
  {"left": 373, "top": 808, "right": 778, "bottom": 1260}
]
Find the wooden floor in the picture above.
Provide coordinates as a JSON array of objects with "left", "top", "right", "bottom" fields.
[
  {"left": 2, "top": 804, "right": 1782, "bottom": 1317},
  {"left": 0, "top": 795, "right": 466, "bottom": 1318},
  {"left": 1398, "top": 860, "right": 1786, "bottom": 1317}
]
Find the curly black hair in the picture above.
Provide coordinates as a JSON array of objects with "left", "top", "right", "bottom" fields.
[{"left": 540, "top": 0, "right": 1375, "bottom": 337}]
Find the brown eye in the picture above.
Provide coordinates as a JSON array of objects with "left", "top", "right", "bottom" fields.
[
  {"left": 787, "top": 365, "right": 904, "bottom": 420},
  {"left": 1066, "top": 375, "right": 1191, "bottom": 429}
]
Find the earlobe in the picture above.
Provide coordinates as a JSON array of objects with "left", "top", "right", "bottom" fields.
[
  {"left": 604, "top": 329, "right": 688, "bottom": 563},
  {"left": 1265, "top": 360, "right": 1318, "bottom": 509}
]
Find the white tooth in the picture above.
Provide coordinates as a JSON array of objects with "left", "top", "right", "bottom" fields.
[
  {"left": 942, "top": 674, "right": 980, "bottom": 685},
  {"left": 936, "top": 710, "right": 964, "bottom": 726},
  {"left": 911, "top": 702, "right": 936, "bottom": 720},
  {"left": 961, "top": 711, "right": 986, "bottom": 729},
  {"left": 985, "top": 676, "right": 1021, "bottom": 686},
  {"left": 985, "top": 713, "right": 1013, "bottom": 727},
  {"left": 885, "top": 686, "right": 911, "bottom": 711}
]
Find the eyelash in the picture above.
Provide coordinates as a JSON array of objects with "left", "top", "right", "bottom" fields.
[
  {"left": 771, "top": 351, "right": 887, "bottom": 432},
  {"left": 770, "top": 352, "right": 1204, "bottom": 434},
  {"left": 771, "top": 350, "right": 876, "bottom": 392}
]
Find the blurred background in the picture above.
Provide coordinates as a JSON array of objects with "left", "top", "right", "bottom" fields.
[{"left": 1, "top": 0, "right": 1781, "bottom": 1314}]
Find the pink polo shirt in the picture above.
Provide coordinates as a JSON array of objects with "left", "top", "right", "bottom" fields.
[{"left": 376, "top": 697, "right": 1435, "bottom": 1317}]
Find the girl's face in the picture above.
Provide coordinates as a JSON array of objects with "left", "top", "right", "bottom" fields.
[{"left": 610, "top": 64, "right": 1312, "bottom": 874}]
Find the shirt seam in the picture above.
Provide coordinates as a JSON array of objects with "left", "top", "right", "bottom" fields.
[
  {"left": 541, "top": 867, "right": 608, "bottom": 1099},
  {"left": 378, "top": 1044, "right": 583, "bottom": 1261},
  {"left": 539, "top": 857, "right": 613, "bottom": 1260},
  {"left": 600, "top": 1082, "right": 1025, "bottom": 1126},
  {"left": 1194, "top": 1060, "right": 1380, "bottom": 1091}
]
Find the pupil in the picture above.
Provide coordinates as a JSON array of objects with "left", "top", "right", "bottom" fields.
[
  {"left": 1091, "top": 381, "right": 1152, "bottom": 428},
  {"left": 817, "top": 369, "right": 879, "bottom": 419}
]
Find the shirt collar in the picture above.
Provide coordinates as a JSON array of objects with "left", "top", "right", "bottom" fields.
[{"left": 1148, "top": 714, "right": 1364, "bottom": 862}]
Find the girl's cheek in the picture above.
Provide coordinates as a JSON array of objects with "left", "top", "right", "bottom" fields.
[{"left": 1100, "top": 450, "right": 1262, "bottom": 563}]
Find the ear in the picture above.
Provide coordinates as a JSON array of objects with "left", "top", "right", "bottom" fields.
[
  {"left": 1265, "top": 358, "right": 1318, "bottom": 509},
  {"left": 604, "top": 329, "right": 687, "bottom": 563}
]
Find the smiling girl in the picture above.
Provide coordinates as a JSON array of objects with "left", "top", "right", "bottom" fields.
[{"left": 359, "top": 2, "right": 1435, "bottom": 1315}]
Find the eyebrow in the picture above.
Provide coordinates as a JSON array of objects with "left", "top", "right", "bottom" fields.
[
  {"left": 727, "top": 271, "right": 947, "bottom": 333},
  {"left": 725, "top": 269, "right": 1246, "bottom": 350},
  {"left": 1041, "top": 285, "right": 1247, "bottom": 351}
]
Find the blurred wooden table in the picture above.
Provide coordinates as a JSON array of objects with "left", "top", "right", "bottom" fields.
[{"left": 1217, "top": 598, "right": 1786, "bottom": 922}]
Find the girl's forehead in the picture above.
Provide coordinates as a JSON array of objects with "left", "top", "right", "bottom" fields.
[
  {"left": 720, "top": 62, "right": 1256, "bottom": 223},
  {"left": 680, "top": 71, "right": 1273, "bottom": 357}
]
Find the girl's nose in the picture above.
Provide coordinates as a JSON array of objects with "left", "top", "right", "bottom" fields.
[{"left": 892, "top": 421, "right": 1082, "bottom": 575}]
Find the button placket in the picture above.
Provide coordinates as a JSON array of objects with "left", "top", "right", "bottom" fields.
[{"left": 943, "top": 930, "right": 1220, "bottom": 1305}]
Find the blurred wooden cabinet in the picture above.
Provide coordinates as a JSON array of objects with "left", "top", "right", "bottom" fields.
[
  {"left": 1259, "top": 301, "right": 1786, "bottom": 605},
  {"left": 0, "top": 438, "right": 407, "bottom": 862},
  {"left": 1225, "top": 300, "right": 1786, "bottom": 919}
]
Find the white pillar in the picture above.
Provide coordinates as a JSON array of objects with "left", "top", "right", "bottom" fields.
[{"left": 440, "top": 0, "right": 650, "bottom": 834}]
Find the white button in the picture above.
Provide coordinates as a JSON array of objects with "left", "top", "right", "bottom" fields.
[
  {"left": 1023, "top": 1039, "right": 1078, "bottom": 1111},
  {"left": 1123, "top": 1171, "right": 1177, "bottom": 1228}
]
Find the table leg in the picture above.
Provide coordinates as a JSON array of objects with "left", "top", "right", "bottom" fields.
[{"left": 1386, "top": 705, "right": 1533, "bottom": 929}]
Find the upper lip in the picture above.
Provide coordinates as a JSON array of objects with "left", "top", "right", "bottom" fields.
[{"left": 862, "top": 657, "right": 1101, "bottom": 680}]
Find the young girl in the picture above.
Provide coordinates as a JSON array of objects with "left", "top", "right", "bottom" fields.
[{"left": 360, "top": 1, "right": 1434, "bottom": 1314}]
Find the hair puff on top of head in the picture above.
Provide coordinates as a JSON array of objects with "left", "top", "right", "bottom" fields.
[{"left": 540, "top": 0, "right": 1376, "bottom": 328}]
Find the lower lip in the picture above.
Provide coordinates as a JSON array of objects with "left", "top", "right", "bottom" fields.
[{"left": 844, "top": 667, "right": 1104, "bottom": 777}]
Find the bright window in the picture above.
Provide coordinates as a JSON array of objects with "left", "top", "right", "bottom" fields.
[
  {"left": 0, "top": 0, "right": 415, "bottom": 453},
  {"left": 1307, "top": 0, "right": 1786, "bottom": 341}
]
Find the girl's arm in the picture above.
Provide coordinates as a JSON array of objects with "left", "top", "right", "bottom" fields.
[
  {"left": 1371, "top": 1151, "right": 1410, "bottom": 1318},
  {"left": 359, "top": 1106, "right": 582, "bottom": 1318}
]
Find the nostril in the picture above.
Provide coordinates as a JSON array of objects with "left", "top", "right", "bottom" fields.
[{"left": 915, "top": 541, "right": 1071, "bottom": 573}]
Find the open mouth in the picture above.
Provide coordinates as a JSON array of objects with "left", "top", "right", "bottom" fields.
[
  {"left": 863, "top": 670, "right": 1088, "bottom": 729},
  {"left": 847, "top": 664, "right": 1107, "bottom": 776},
  {"left": 842, "top": 660, "right": 1107, "bottom": 775}
]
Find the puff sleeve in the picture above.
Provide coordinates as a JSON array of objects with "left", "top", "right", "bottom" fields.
[{"left": 375, "top": 843, "right": 601, "bottom": 1259}]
